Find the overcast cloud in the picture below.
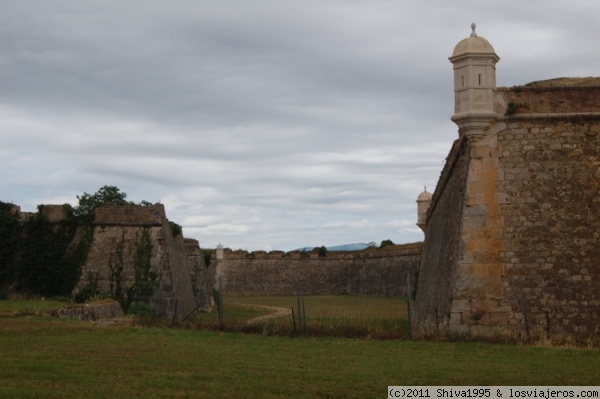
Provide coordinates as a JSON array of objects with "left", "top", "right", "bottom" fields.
[{"left": 1, "top": 1, "right": 599, "bottom": 251}]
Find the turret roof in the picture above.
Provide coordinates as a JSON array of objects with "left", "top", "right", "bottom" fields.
[
  {"left": 417, "top": 187, "right": 432, "bottom": 202},
  {"left": 450, "top": 23, "right": 498, "bottom": 60}
]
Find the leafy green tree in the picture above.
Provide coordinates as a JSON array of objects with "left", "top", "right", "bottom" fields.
[
  {"left": 379, "top": 239, "right": 395, "bottom": 248},
  {"left": 314, "top": 246, "right": 327, "bottom": 257},
  {"left": 74, "top": 185, "right": 130, "bottom": 219}
]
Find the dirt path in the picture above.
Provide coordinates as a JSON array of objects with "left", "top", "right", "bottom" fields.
[{"left": 235, "top": 304, "right": 292, "bottom": 324}]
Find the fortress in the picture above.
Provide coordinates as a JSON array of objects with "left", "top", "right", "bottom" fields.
[
  {"left": 2, "top": 24, "right": 599, "bottom": 344},
  {"left": 414, "top": 24, "right": 600, "bottom": 343}
]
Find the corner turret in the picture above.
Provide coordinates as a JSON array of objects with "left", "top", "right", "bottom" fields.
[
  {"left": 416, "top": 187, "right": 432, "bottom": 233},
  {"left": 449, "top": 23, "right": 500, "bottom": 135},
  {"left": 216, "top": 242, "right": 224, "bottom": 260}
]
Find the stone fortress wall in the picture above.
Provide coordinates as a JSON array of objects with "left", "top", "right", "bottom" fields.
[
  {"left": 82, "top": 204, "right": 214, "bottom": 319},
  {"left": 213, "top": 243, "right": 422, "bottom": 297},
  {"left": 12, "top": 28, "right": 600, "bottom": 344},
  {"left": 12, "top": 203, "right": 214, "bottom": 320},
  {"left": 414, "top": 25, "right": 600, "bottom": 343},
  {"left": 10, "top": 200, "right": 420, "bottom": 320}
]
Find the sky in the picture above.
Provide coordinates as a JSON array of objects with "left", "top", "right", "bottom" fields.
[{"left": 1, "top": 1, "right": 599, "bottom": 251}]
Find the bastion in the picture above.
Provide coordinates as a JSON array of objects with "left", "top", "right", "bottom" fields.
[
  {"left": 76, "top": 204, "right": 214, "bottom": 318},
  {"left": 414, "top": 24, "right": 600, "bottom": 344}
]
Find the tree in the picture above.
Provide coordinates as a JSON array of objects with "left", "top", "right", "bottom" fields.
[
  {"left": 379, "top": 239, "right": 395, "bottom": 248},
  {"left": 74, "top": 185, "right": 130, "bottom": 218},
  {"left": 314, "top": 246, "right": 327, "bottom": 257}
]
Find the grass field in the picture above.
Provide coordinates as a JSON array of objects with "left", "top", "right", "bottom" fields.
[
  {"left": 0, "top": 298, "right": 69, "bottom": 317},
  {"left": 192, "top": 295, "right": 410, "bottom": 338},
  {"left": 1, "top": 300, "right": 600, "bottom": 398}
]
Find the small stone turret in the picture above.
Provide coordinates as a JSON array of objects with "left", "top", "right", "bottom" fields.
[
  {"left": 416, "top": 187, "right": 432, "bottom": 232},
  {"left": 449, "top": 23, "right": 500, "bottom": 136},
  {"left": 216, "top": 242, "right": 224, "bottom": 260}
]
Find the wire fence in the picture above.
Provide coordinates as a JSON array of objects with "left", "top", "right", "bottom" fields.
[
  {"left": 187, "top": 278, "right": 412, "bottom": 339},
  {"left": 178, "top": 274, "right": 600, "bottom": 344}
]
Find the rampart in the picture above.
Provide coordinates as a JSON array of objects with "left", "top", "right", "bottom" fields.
[
  {"left": 500, "top": 85, "right": 600, "bottom": 115},
  {"left": 3, "top": 202, "right": 214, "bottom": 319},
  {"left": 77, "top": 204, "right": 214, "bottom": 318},
  {"left": 93, "top": 205, "right": 165, "bottom": 225},
  {"left": 415, "top": 81, "right": 600, "bottom": 343},
  {"left": 214, "top": 243, "right": 422, "bottom": 296}
]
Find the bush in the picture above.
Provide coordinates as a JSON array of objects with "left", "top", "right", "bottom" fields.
[{"left": 74, "top": 273, "right": 102, "bottom": 303}]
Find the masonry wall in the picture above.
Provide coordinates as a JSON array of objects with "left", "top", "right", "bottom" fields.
[
  {"left": 214, "top": 243, "right": 422, "bottom": 296},
  {"left": 416, "top": 85, "right": 600, "bottom": 343},
  {"left": 185, "top": 239, "right": 214, "bottom": 312},
  {"left": 500, "top": 86, "right": 600, "bottom": 114},
  {"left": 497, "top": 116, "right": 600, "bottom": 340},
  {"left": 414, "top": 138, "right": 469, "bottom": 333},
  {"left": 76, "top": 204, "right": 213, "bottom": 319}
]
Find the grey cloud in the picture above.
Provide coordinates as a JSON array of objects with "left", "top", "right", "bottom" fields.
[{"left": 2, "top": 1, "right": 598, "bottom": 250}]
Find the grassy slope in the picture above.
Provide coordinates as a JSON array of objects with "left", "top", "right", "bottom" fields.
[{"left": 1, "top": 315, "right": 599, "bottom": 398}]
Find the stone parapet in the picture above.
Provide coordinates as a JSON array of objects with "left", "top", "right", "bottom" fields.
[
  {"left": 94, "top": 204, "right": 165, "bottom": 225},
  {"left": 499, "top": 85, "right": 600, "bottom": 115}
]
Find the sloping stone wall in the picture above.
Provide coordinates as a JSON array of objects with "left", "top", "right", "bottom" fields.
[
  {"left": 75, "top": 204, "right": 213, "bottom": 320},
  {"left": 185, "top": 239, "right": 214, "bottom": 312},
  {"left": 414, "top": 137, "right": 469, "bottom": 333}
]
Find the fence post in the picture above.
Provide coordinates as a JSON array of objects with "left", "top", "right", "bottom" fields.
[
  {"left": 296, "top": 281, "right": 307, "bottom": 335},
  {"left": 218, "top": 276, "right": 224, "bottom": 331},
  {"left": 291, "top": 307, "right": 297, "bottom": 335},
  {"left": 172, "top": 299, "right": 178, "bottom": 326},
  {"left": 296, "top": 281, "right": 301, "bottom": 334},
  {"left": 545, "top": 310, "right": 550, "bottom": 340},
  {"left": 406, "top": 274, "right": 413, "bottom": 340},
  {"left": 301, "top": 282, "right": 307, "bottom": 335},
  {"left": 518, "top": 276, "right": 530, "bottom": 340}
]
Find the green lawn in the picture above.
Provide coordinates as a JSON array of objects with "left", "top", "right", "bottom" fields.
[
  {"left": 0, "top": 300, "right": 599, "bottom": 398},
  {"left": 225, "top": 294, "right": 408, "bottom": 319},
  {"left": 192, "top": 295, "right": 410, "bottom": 338},
  {"left": 0, "top": 298, "right": 70, "bottom": 317}
]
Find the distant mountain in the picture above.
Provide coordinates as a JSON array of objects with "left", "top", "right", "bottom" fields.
[
  {"left": 327, "top": 243, "right": 370, "bottom": 251},
  {"left": 293, "top": 243, "right": 370, "bottom": 252}
]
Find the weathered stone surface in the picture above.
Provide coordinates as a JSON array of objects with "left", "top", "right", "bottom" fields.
[
  {"left": 416, "top": 29, "right": 600, "bottom": 344},
  {"left": 214, "top": 243, "right": 422, "bottom": 296},
  {"left": 54, "top": 301, "right": 124, "bottom": 321},
  {"left": 74, "top": 204, "right": 214, "bottom": 320},
  {"left": 416, "top": 84, "right": 600, "bottom": 343}
]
